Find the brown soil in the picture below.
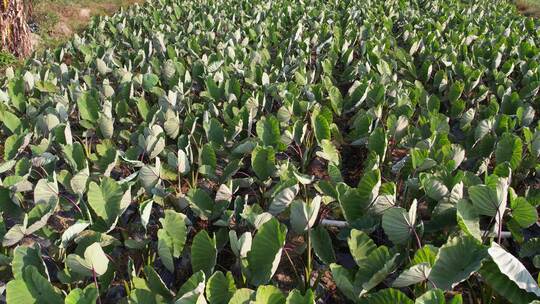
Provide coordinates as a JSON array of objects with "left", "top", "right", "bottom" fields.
[
  {"left": 340, "top": 144, "right": 368, "bottom": 186},
  {"left": 32, "top": 0, "right": 144, "bottom": 50},
  {"left": 307, "top": 156, "right": 329, "bottom": 180},
  {"left": 516, "top": 0, "right": 540, "bottom": 17},
  {"left": 318, "top": 270, "right": 347, "bottom": 303},
  {"left": 48, "top": 212, "right": 75, "bottom": 233}
]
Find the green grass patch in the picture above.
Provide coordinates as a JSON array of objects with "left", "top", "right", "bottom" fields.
[{"left": 0, "top": 51, "right": 17, "bottom": 69}]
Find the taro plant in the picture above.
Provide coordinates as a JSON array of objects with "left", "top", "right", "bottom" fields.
[{"left": 1, "top": 0, "right": 540, "bottom": 303}]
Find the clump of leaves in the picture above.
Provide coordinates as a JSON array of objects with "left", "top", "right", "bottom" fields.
[{"left": 1, "top": 0, "right": 540, "bottom": 303}]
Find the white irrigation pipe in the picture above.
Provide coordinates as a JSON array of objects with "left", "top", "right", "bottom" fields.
[
  {"left": 319, "top": 219, "right": 349, "bottom": 228},
  {"left": 319, "top": 219, "right": 513, "bottom": 238}
]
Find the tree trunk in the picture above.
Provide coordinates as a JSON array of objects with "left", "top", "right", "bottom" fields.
[{"left": 0, "top": 0, "right": 32, "bottom": 57}]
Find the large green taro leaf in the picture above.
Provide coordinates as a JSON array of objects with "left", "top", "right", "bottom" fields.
[{"left": 247, "top": 218, "right": 287, "bottom": 286}]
